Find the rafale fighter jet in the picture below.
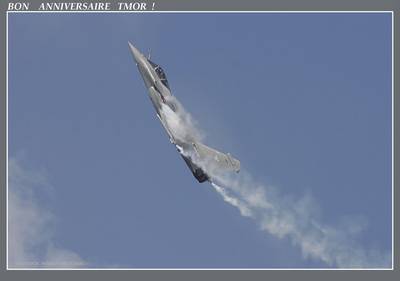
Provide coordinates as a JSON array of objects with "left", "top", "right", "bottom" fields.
[{"left": 129, "top": 42, "right": 240, "bottom": 183}]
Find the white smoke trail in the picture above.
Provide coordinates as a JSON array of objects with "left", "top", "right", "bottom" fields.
[
  {"left": 159, "top": 96, "right": 205, "bottom": 143},
  {"left": 159, "top": 95, "right": 391, "bottom": 268},
  {"left": 211, "top": 182, "right": 252, "bottom": 217},
  {"left": 209, "top": 171, "right": 390, "bottom": 268}
]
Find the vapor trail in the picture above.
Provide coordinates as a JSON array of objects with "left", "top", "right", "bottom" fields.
[
  {"left": 159, "top": 96, "right": 391, "bottom": 268},
  {"left": 209, "top": 171, "right": 390, "bottom": 268},
  {"left": 210, "top": 182, "right": 252, "bottom": 217}
]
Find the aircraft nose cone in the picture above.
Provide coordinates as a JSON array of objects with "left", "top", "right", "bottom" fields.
[{"left": 128, "top": 41, "right": 143, "bottom": 63}]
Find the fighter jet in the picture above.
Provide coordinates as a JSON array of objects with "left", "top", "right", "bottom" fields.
[{"left": 128, "top": 42, "right": 240, "bottom": 183}]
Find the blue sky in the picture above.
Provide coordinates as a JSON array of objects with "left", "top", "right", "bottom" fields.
[{"left": 8, "top": 13, "right": 392, "bottom": 268}]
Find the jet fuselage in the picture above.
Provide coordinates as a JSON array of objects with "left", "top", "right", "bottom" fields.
[{"left": 129, "top": 42, "right": 240, "bottom": 183}]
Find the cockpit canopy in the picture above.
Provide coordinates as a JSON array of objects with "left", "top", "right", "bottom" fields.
[{"left": 148, "top": 60, "right": 170, "bottom": 90}]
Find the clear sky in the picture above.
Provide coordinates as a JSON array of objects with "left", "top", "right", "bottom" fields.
[{"left": 8, "top": 13, "right": 392, "bottom": 268}]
